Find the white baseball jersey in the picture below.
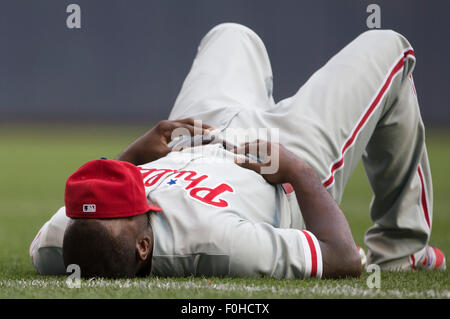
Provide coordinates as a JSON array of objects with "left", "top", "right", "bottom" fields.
[{"left": 30, "top": 142, "right": 323, "bottom": 279}]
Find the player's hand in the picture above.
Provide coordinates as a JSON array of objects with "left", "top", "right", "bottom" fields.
[
  {"left": 233, "top": 140, "right": 310, "bottom": 185},
  {"left": 117, "top": 118, "right": 214, "bottom": 165},
  {"left": 142, "top": 118, "right": 214, "bottom": 159}
]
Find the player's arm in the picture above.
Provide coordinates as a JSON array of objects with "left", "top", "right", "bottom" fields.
[
  {"left": 235, "top": 141, "right": 361, "bottom": 279},
  {"left": 116, "top": 119, "right": 213, "bottom": 165}
]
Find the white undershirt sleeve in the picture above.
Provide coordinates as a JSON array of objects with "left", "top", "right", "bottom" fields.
[{"left": 29, "top": 206, "right": 69, "bottom": 275}]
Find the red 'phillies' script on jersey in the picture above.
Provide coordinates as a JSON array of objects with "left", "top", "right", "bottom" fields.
[{"left": 139, "top": 168, "right": 234, "bottom": 208}]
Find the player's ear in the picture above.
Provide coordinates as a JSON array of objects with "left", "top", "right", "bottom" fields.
[{"left": 136, "top": 234, "right": 152, "bottom": 261}]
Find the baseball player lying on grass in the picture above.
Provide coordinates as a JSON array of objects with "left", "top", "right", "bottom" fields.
[{"left": 30, "top": 23, "right": 445, "bottom": 279}]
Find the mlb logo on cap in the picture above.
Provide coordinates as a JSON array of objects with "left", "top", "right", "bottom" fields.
[
  {"left": 83, "top": 204, "right": 96, "bottom": 213},
  {"left": 65, "top": 159, "right": 162, "bottom": 219}
]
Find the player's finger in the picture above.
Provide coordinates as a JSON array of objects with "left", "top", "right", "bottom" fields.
[
  {"left": 171, "top": 145, "right": 191, "bottom": 152},
  {"left": 233, "top": 141, "right": 259, "bottom": 155},
  {"left": 176, "top": 118, "right": 215, "bottom": 130},
  {"left": 235, "top": 140, "right": 269, "bottom": 159},
  {"left": 234, "top": 158, "right": 261, "bottom": 173},
  {"left": 169, "top": 122, "right": 209, "bottom": 137}
]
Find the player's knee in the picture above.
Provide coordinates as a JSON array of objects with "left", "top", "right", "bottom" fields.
[
  {"left": 208, "top": 22, "right": 256, "bottom": 36},
  {"left": 202, "top": 22, "right": 262, "bottom": 45},
  {"left": 360, "top": 29, "right": 413, "bottom": 51}
]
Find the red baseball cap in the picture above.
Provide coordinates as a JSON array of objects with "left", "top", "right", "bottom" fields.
[{"left": 65, "top": 158, "right": 161, "bottom": 219}]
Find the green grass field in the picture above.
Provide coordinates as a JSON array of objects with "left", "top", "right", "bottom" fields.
[{"left": 0, "top": 124, "right": 448, "bottom": 298}]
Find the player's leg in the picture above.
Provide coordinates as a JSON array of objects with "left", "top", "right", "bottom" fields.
[
  {"left": 168, "top": 23, "right": 275, "bottom": 128},
  {"left": 231, "top": 29, "right": 439, "bottom": 269},
  {"left": 234, "top": 29, "right": 417, "bottom": 202},
  {"left": 362, "top": 75, "right": 439, "bottom": 270}
]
